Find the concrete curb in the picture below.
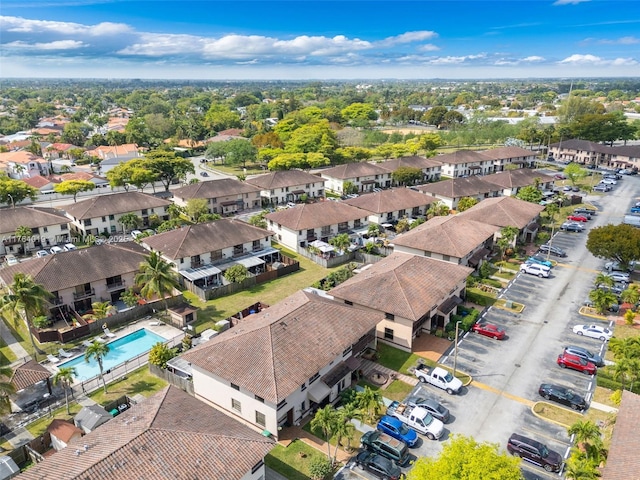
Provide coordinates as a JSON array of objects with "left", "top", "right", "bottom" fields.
[
  {"left": 578, "top": 307, "right": 608, "bottom": 321},
  {"left": 531, "top": 401, "right": 578, "bottom": 429}
]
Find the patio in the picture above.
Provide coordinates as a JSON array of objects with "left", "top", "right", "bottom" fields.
[{"left": 411, "top": 334, "right": 453, "bottom": 363}]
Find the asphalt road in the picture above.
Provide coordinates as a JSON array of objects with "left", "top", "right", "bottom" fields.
[{"left": 339, "top": 174, "right": 640, "bottom": 480}]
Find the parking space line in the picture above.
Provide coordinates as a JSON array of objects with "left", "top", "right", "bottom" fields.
[
  {"left": 554, "top": 263, "right": 599, "bottom": 273},
  {"left": 520, "top": 425, "right": 569, "bottom": 447},
  {"left": 520, "top": 464, "right": 564, "bottom": 480},
  {"left": 471, "top": 380, "right": 535, "bottom": 407}
]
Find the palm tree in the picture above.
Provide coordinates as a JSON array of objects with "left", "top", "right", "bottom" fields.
[
  {"left": 52, "top": 366, "right": 76, "bottom": 414},
  {"left": 14, "top": 225, "right": 33, "bottom": 256},
  {"left": 310, "top": 405, "right": 338, "bottom": 462},
  {"left": 356, "top": 386, "right": 385, "bottom": 424},
  {"left": 332, "top": 415, "right": 355, "bottom": 465},
  {"left": 0, "top": 273, "right": 52, "bottom": 360},
  {"left": 84, "top": 341, "right": 110, "bottom": 393},
  {"left": 594, "top": 273, "right": 614, "bottom": 289},
  {"left": 568, "top": 420, "right": 601, "bottom": 449},
  {"left": 609, "top": 337, "right": 640, "bottom": 361},
  {"left": 118, "top": 213, "right": 141, "bottom": 233},
  {"left": 564, "top": 450, "right": 600, "bottom": 480},
  {"left": 135, "top": 251, "right": 180, "bottom": 315},
  {"left": 588, "top": 288, "right": 618, "bottom": 315},
  {"left": 91, "top": 301, "right": 113, "bottom": 320},
  {"left": 621, "top": 284, "right": 640, "bottom": 306},
  {"left": 0, "top": 365, "right": 16, "bottom": 415}
]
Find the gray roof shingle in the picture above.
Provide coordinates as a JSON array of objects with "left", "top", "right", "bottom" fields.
[
  {"left": 320, "top": 162, "right": 389, "bottom": 179},
  {"left": 265, "top": 201, "right": 368, "bottom": 230},
  {"left": 245, "top": 170, "right": 324, "bottom": 189},
  {"left": 343, "top": 188, "right": 437, "bottom": 214},
  {"left": 458, "top": 196, "right": 545, "bottom": 229},
  {"left": 0, "top": 207, "right": 68, "bottom": 235},
  {"left": 415, "top": 176, "right": 499, "bottom": 198},
  {"left": 172, "top": 178, "right": 261, "bottom": 200}
]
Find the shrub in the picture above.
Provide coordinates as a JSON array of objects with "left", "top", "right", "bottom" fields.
[
  {"left": 537, "top": 231, "right": 550, "bottom": 243},
  {"left": 610, "top": 389, "right": 623, "bottom": 406},
  {"left": 481, "top": 278, "right": 503, "bottom": 288},
  {"left": 148, "top": 342, "right": 178, "bottom": 369},
  {"left": 339, "top": 388, "right": 359, "bottom": 407},
  {"left": 624, "top": 309, "right": 636, "bottom": 325},
  {"left": 478, "top": 262, "right": 494, "bottom": 279},
  {"left": 466, "top": 290, "right": 497, "bottom": 306},
  {"left": 309, "top": 457, "right": 333, "bottom": 480},
  {"left": 466, "top": 276, "right": 479, "bottom": 287}
]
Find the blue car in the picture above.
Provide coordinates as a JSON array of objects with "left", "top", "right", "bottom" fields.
[
  {"left": 526, "top": 255, "right": 553, "bottom": 268},
  {"left": 630, "top": 206, "right": 640, "bottom": 213},
  {"left": 376, "top": 415, "right": 418, "bottom": 448}
]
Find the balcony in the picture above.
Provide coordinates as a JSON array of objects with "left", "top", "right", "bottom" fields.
[
  {"left": 73, "top": 288, "right": 95, "bottom": 300},
  {"left": 190, "top": 261, "right": 204, "bottom": 269},
  {"left": 50, "top": 296, "right": 63, "bottom": 306},
  {"left": 105, "top": 280, "right": 126, "bottom": 290}
]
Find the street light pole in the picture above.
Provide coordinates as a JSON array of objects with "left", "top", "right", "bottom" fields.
[{"left": 453, "top": 321, "right": 462, "bottom": 377}]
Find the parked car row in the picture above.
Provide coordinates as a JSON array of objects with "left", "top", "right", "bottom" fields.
[{"left": 35, "top": 243, "right": 76, "bottom": 257}]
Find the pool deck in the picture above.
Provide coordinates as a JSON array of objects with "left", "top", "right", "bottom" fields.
[{"left": 44, "top": 317, "right": 184, "bottom": 380}]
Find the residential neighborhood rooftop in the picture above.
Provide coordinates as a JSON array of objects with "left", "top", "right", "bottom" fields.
[
  {"left": 17, "top": 386, "right": 275, "bottom": 480},
  {"left": 182, "top": 290, "right": 383, "bottom": 403},
  {"left": 320, "top": 161, "right": 390, "bottom": 179},
  {"left": 141, "top": 219, "right": 271, "bottom": 260},
  {"left": 245, "top": 169, "right": 323, "bottom": 190},
  {"left": 62, "top": 192, "right": 171, "bottom": 220},
  {"left": 265, "top": 200, "right": 368, "bottom": 230},
  {"left": 0, "top": 206, "right": 69, "bottom": 234},
  {"left": 171, "top": 177, "right": 261, "bottom": 200},
  {"left": 343, "top": 188, "right": 437, "bottom": 214},
  {"left": 329, "top": 252, "right": 473, "bottom": 321},
  {"left": 459, "top": 196, "right": 545, "bottom": 229}
]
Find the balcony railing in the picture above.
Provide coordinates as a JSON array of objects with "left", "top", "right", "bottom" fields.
[
  {"left": 50, "top": 296, "right": 63, "bottom": 306},
  {"left": 105, "top": 280, "right": 126, "bottom": 290},
  {"left": 190, "top": 261, "right": 204, "bottom": 269},
  {"left": 73, "top": 288, "right": 95, "bottom": 300}
]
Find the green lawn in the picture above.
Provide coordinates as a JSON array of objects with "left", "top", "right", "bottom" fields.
[
  {"left": 186, "top": 245, "right": 339, "bottom": 333},
  {"left": 265, "top": 440, "right": 330, "bottom": 480},
  {"left": 88, "top": 366, "right": 167, "bottom": 406},
  {"left": 26, "top": 401, "right": 84, "bottom": 437},
  {"left": 303, "top": 421, "right": 364, "bottom": 452},
  {"left": 375, "top": 343, "right": 423, "bottom": 375},
  {"left": 0, "top": 337, "right": 17, "bottom": 364}
]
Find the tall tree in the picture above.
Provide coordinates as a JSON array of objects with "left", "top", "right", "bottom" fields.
[
  {"left": 84, "top": 341, "right": 110, "bottom": 393},
  {"left": 587, "top": 224, "right": 640, "bottom": 268},
  {"left": 0, "top": 175, "right": 39, "bottom": 208},
  {"left": 141, "top": 151, "right": 195, "bottom": 191},
  {"left": 53, "top": 180, "right": 96, "bottom": 203},
  {"left": 0, "top": 365, "right": 16, "bottom": 415},
  {"left": 134, "top": 251, "right": 180, "bottom": 313},
  {"left": 52, "top": 366, "right": 76, "bottom": 414},
  {"left": 407, "top": 434, "right": 522, "bottom": 480},
  {"left": 355, "top": 386, "right": 385, "bottom": 424},
  {"left": 15, "top": 225, "right": 33, "bottom": 256},
  {"left": 427, "top": 201, "right": 450, "bottom": 219},
  {"left": 456, "top": 197, "right": 478, "bottom": 212},
  {"left": 185, "top": 198, "right": 210, "bottom": 223},
  {"left": 564, "top": 163, "right": 588, "bottom": 184},
  {"left": 310, "top": 405, "right": 338, "bottom": 463},
  {"left": 515, "top": 185, "right": 543, "bottom": 204},
  {"left": 0, "top": 273, "right": 52, "bottom": 360},
  {"left": 118, "top": 213, "right": 142, "bottom": 233}
]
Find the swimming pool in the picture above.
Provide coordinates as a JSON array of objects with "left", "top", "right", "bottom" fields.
[{"left": 59, "top": 328, "right": 166, "bottom": 380}]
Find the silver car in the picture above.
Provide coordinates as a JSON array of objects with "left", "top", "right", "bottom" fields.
[{"left": 405, "top": 395, "right": 450, "bottom": 423}]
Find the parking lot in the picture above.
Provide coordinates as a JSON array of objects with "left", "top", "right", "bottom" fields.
[{"left": 338, "top": 175, "right": 639, "bottom": 480}]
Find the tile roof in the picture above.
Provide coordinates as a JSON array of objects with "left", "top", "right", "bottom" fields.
[
  {"left": 432, "top": 150, "right": 492, "bottom": 165},
  {"left": 0, "top": 206, "right": 68, "bottom": 235},
  {"left": 330, "top": 253, "right": 473, "bottom": 321},
  {"left": 265, "top": 201, "right": 368, "bottom": 230},
  {"left": 10, "top": 360, "right": 51, "bottom": 391},
  {"left": 216, "top": 128, "right": 244, "bottom": 137},
  {"left": 246, "top": 170, "right": 324, "bottom": 190},
  {"left": 320, "top": 162, "right": 390, "bottom": 180},
  {"left": 142, "top": 219, "right": 271, "bottom": 260},
  {"left": 376, "top": 156, "right": 442, "bottom": 172},
  {"left": 0, "top": 242, "right": 148, "bottom": 292},
  {"left": 87, "top": 144, "right": 140, "bottom": 159},
  {"left": 172, "top": 178, "right": 261, "bottom": 200},
  {"left": 63, "top": 192, "right": 171, "bottom": 220},
  {"left": 47, "top": 420, "right": 83, "bottom": 444},
  {"left": 343, "top": 188, "right": 437, "bottom": 214},
  {"left": 182, "top": 290, "right": 382, "bottom": 403},
  {"left": 0, "top": 150, "right": 45, "bottom": 165},
  {"left": 477, "top": 146, "right": 536, "bottom": 160},
  {"left": 601, "top": 390, "right": 640, "bottom": 480},
  {"left": 549, "top": 139, "right": 611, "bottom": 154},
  {"left": 17, "top": 386, "right": 275, "bottom": 480},
  {"left": 415, "top": 176, "right": 499, "bottom": 198},
  {"left": 482, "top": 169, "right": 556, "bottom": 189},
  {"left": 458, "top": 196, "right": 545, "bottom": 229},
  {"left": 22, "top": 176, "right": 55, "bottom": 189},
  {"left": 51, "top": 172, "right": 106, "bottom": 183},
  {"left": 392, "top": 215, "right": 499, "bottom": 258}
]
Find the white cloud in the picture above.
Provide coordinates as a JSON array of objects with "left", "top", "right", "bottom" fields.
[
  {"left": 600, "top": 36, "right": 640, "bottom": 45},
  {"left": 0, "top": 15, "right": 131, "bottom": 36},
  {"left": 375, "top": 31, "right": 437, "bottom": 47},
  {"left": 553, "top": 0, "right": 590, "bottom": 5},
  {"left": 418, "top": 44, "right": 440, "bottom": 52},
  {"left": 5, "top": 40, "right": 85, "bottom": 50},
  {"left": 428, "top": 53, "right": 486, "bottom": 65},
  {"left": 522, "top": 56, "right": 545, "bottom": 62},
  {"left": 559, "top": 54, "right": 637, "bottom": 66}
]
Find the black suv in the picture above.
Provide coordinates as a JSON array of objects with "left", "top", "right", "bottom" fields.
[
  {"left": 538, "top": 383, "right": 587, "bottom": 411},
  {"left": 355, "top": 451, "right": 402, "bottom": 480},
  {"left": 507, "top": 433, "right": 563, "bottom": 472}
]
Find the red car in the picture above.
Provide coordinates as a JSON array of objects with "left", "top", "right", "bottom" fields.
[
  {"left": 472, "top": 323, "right": 506, "bottom": 340},
  {"left": 557, "top": 352, "right": 596, "bottom": 375},
  {"left": 567, "top": 215, "right": 588, "bottom": 222}
]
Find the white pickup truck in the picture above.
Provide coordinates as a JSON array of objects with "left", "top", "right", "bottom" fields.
[
  {"left": 414, "top": 364, "right": 463, "bottom": 395},
  {"left": 386, "top": 401, "right": 444, "bottom": 440}
]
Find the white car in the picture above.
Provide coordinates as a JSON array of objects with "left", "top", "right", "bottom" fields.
[
  {"left": 602, "top": 271, "right": 631, "bottom": 283},
  {"left": 519, "top": 263, "right": 550, "bottom": 278},
  {"left": 131, "top": 230, "right": 143, "bottom": 239},
  {"left": 49, "top": 246, "right": 63, "bottom": 254},
  {"left": 573, "top": 324, "right": 613, "bottom": 341},
  {"left": 35, "top": 250, "right": 50, "bottom": 258},
  {"left": 604, "top": 260, "right": 636, "bottom": 272},
  {"left": 63, "top": 243, "right": 77, "bottom": 251},
  {"left": 600, "top": 178, "right": 617, "bottom": 185}
]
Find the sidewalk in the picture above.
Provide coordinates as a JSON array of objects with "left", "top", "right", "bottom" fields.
[
  {"left": 0, "top": 319, "right": 30, "bottom": 362},
  {"left": 590, "top": 401, "right": 618, "bottom": 414},
  {"left": 358, "top": 359, "right": 418, "bottom": 387}
]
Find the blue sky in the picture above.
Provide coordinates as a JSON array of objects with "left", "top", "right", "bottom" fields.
[{"left": 1, "top": 0, "right": 639, "bottom": 79}]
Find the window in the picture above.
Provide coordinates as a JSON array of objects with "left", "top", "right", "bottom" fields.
[
  {"left": 102, "top": 216, "right": 106, "bottom": 222},
  {"left": 211, "top": 198, "right": 217, "bottom": 204},
  {"left": 60, "top": 224, "right": 68, "bottom": 231},
  {"left": 301, "top": 382, "right": 307, "bottom": 392},
  {"left": 300, "top": 401, "right": 306, "bottom": 412},
  {"left": 385, "top": 312, "right": 395, "bottom": 321},
  {"left": 343, "top": 346, "right": 352, "bottom": 357},
  {"left": 110, "top": 225, "right": 117, "bottom": 233},
  {"left": 344, "top": 300, "right": 353, "bottom": 306},
  {"left": 43, "top": 226, "right": 48, "bottom": 233},
  {"left": 211, "top": 249, "right": 222, "bottom": 261},
  {"left": 109, "top": 215, "right": 115, "bottom": 220},
  {"left": 442, "top": 255, "right": 450, "bottom": 262},
  {"left": 85, "top": 219, "right": 92, "bottom": 226},
  {"left": 309, "top": 372, "right": 320, "bottom": 384},
  {"left": 141, "top": 209, "right": 148, "bottom": 215},
  {"left": 255, "top": 411, "right": 266, "bottom": 427},
  {"left": 231, "top": 398, "right": 241, "bottom": 412},
  {"left": 276, "top": 400, "right": 287, "bottom": 411},
  {"left": 384, "top": 328, "right": 394, "bottom": 340},
  {"left": 251, "top": 460, "right": 264, "bottom": 474},
  {"left": 255, "top": 395, "right": 265, "bottom": 403},
  {"left": 231, "top": 383, "right": 240, "bottom": 391}
]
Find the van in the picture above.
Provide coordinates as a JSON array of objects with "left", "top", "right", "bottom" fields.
[
  {"left": 4, "top": 254, "right": 18, "bottom": 266},
  {"left": 360, "top": 430, "right": 412, "bottom": 467},
  {"left": 507, "top": 433, "right": 563, "bottom": 472}
]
